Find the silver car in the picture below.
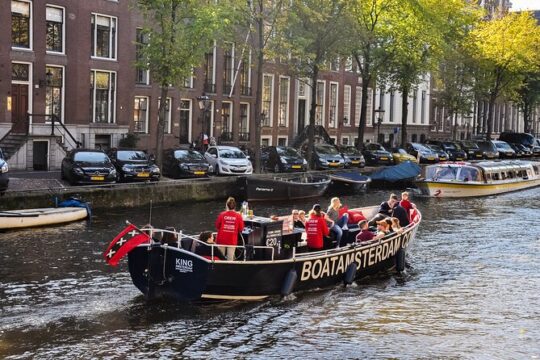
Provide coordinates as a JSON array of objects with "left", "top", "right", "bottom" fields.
[{"left": 205, "top": 146, "right": 253, "bottom": 175}]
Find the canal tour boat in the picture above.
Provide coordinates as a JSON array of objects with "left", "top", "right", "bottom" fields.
[
  {"left": 415, "top": 160, "right": 540, "bottom": 198},
  {"left": 105, "top": 205, "right": 421, "bottom": 301}
]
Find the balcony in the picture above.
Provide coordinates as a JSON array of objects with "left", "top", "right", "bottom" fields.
[{"left": 239, "top": 132, "right": 250, "bottom": 142}]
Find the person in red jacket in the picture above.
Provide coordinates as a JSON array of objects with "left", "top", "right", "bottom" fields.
[
  {"left": 305, "top": 204, "right": 330, "bottom": 251},
  {"left": 399, "top": 191, "right": 416, "bottom": 222},
  {"left": 215, "top": 197, "right": 245, "bottom": 260}
]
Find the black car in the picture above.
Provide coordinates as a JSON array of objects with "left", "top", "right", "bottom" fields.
[
  {"left": 163, "top": 148, "right": 211, "bottom": 178},
  {"left": 0, "top": 148, "right": 9, "bottom": 193},
  {"left": 425, "top": 140, "right": 467, "bottom": 161},
  {"left": 492, "top": 140, "right": 516, "bottom": 159},
  {"left": 509, "top": 143, "right": 532, "bottom": 157},
  {"left": 424, "top": 144, "right": 449, "bottom": 162},
  {"left": 475, "top": 140, "right": 499, "bottom": 159},
  {"left": 108, "top": 149, "right": 161, "bottom": 182},
  {"left": 457, "top": 140, "right": 484, "bottom": 160},
  {"left": 361, "top": 143, "right": 393, "bottom": 165},
  {"left": 261, "top": 146, "right": 307, "bottom": 172},
  {"left": 61, "top": 149, "right": 117, "bottom": 185},
  {"left": 405, "top": 142, "right": 439, "bottom": 163},
  {"left": 302, "top": 143, "right": 345, "bottom": 169},
  {"left": 338, "top": 145, "right": 366, "bottom": 168}
]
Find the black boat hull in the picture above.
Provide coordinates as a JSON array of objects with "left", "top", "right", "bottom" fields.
[
  {"left": 245, "top": 175, "right": 330, "bottom": 201},
  {"left": 128, "top": 224, "right": 418, "bottom": 301}
]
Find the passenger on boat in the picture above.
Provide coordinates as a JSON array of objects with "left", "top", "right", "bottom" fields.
[
  {"left": 391, "top": 200, "right": 410, "bottom": 228},
  {"left": 161, "top": 226, "right": 179, "bottom": 246},
  {"left": 399, "top": 191, "right": 416, "bottom": 221},
  {"left": 390, "top": 217, "right": 404, "bottom": 234},
  {"left": 298, "top": 210, "right": 307, "bottom": 225},
  {"left": 326, "top": 197, "right": 349, "bottom": 247},
  {"left": 374, "top": 219, "right": 391, "bottom": 239},
  {"left": 355, "top": 220, "right": 375, "bottom": 243},
  {"left": 369, "top": 194, "right": 398, "bottom": 226},
  {"left": 305, "top": 204, "right": 330, "bottom": 251},
  {"left": 215, "top": 197, "right": 245, "bottom": 261},
  {"left": 291, "top": 210, "right": 305, "bottom": 229},
  {"left": 195, "top": 231, "right": 226, "bottom": 260}
]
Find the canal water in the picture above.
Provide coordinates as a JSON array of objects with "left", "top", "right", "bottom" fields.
[{"left": 1, "top": 188, "right": 539, "bottom": 359}]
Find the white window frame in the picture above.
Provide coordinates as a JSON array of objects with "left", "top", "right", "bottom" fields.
[
  {"left": 277, "top": 136, "right": 288, "bottom": 146},
  {"left": 11, "top": 0, "right": 33, "bottom": 51},
  {"left": 278, "top": 76, "right": 290, "bottom": 127},
  {"left": 343, "top": 85, "right": 351, "bottom": 127},
  {"left": 262, "top": 73, "right": 274, "bottom": 127},
  {"left": 315, "top": 80, "right": 326, "bottom": 126},
  {"left": 135, "top": 28, "right": 150, "bottom": 85},
  {"left": 158, "top": 97, "right": 172, "bottom": 134},
  {"left": 330, "top": 136, "right": 337, "bottom": 145},
  {"left": 342, "top": 136, "right": 349, "bottom": 145},
  {"left": 46, "top": 5, "right": 65, "bottom": 55},
  {"left": 240, "top": 102, "right": 250, "bottom": 135},
  {"left": 179, "top": 99, "right": 193, "bottom": 142},
  {"left": 91, "top": 13, "right": 118, "bottom": 61},
  {"left": 329, "top": 82, "right": 339, "bottom": 128},
  {"left": 261, "top": 136, "right": 272, "bottom": 147},
  {"left": 91, "top": 69, "right": 116, "bottom": 124},
  {"left": 221, "top": 101, "right": 233, "bottom": 136},
  {"left": 133, "top": 96, "right": 149, "bottom": 134},
  {"left": 44, "top": 64, "right": 65, "bottom": 124}
]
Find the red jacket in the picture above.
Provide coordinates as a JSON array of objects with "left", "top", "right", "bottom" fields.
[
  {"left": 305, "top": 214, "right": 329, "bottom": 250},
  {"left": 215, "top": 210, "right": 245, "bottom": 246},
  {"left": 400, "top": 200, "right": 413, "bottom": 221}
]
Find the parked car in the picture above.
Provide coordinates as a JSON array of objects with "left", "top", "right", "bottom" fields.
[
  {"left": 162, "top": 148, "right": 211, "bottom": 178},
  {"left": 475, "top": 140, "right": 499, "bottom": 159},
  {"left": 205, "top": 146, "right": 253, "bottom": 175},
  {"left": 499, "top": 132, "right": 536, "bottom": 150},
  {"left": 304, "top": 144, "right": 345, "bottom": 169},
  {"left": 107, "top": 148, "right": 160, "bottom": 182},
  {"left": 390, "top": 147, "right": 418, "bottom": 164},
  {"left": 424, "top": 144, "right": 449, "bottom": 162},
  {"left": 509, "top": 143, "right": 532, "bottom": 158},
  {"left": 405, "top": 142, "right": 439, "bottom": 163},
  {"left": 491, "top": 140, "right": 516, "bottom": 159},
  {"left": 61, "top": 149, "right": 117, "bottom": 185},
  {"left": 425, "top": 140, "right": 467, "bottom": 161},
  {"left": 338, "top": 145, "right": 365, "bottom": 168},
  {"left": 261, "top": 146, "right": 307, "bottom": 172},
  {"left": 361, "top": 143, "right": 394, "bottom": 165},
  {"left": 457, "top": 140, "right": 484, "bottom": 160},
  {"left": 0, "top": 148, "right": 9, "bottom": 193},
  {"left": 533, "top": 138, "right": 540, "bottom": 156}
]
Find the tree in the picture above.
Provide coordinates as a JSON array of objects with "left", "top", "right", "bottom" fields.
[
  {"left": 515, "top": 72, "right": 540, "bottom": 133},
  {"left": 468, "top": 11, "right": 540, "bottom": 139},
  {"left": 134, "top": 0, "right": 231, "bottom": 168},
  {"left": 280, "top": 0, "right": 348, "bottom": 168}
]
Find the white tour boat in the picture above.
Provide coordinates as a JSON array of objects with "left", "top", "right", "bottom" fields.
[{"left": 415, "top": 160, "right": 540, "bottom": 197}]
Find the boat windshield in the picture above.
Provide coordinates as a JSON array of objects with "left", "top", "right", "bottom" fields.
[
  {"left": 174, "top": 150, "right": 204, "bottom": 161},
  {"left": 117, "top": 150, "right": 148, "bottom": 161},
  {"left": 219, "top": 149, "right": 246, "bottom": 159},
  {"left": 457, "top": 166, "right": 480, "bottom": 181},
  {"left": 315, "top": 145, "right": 339, "bottom": 155},
  {"left": 276, "top": 147, "right": 300, "bottom": 157},
  {"left": 426, "top": 165, "right": 459, "bottom": 180}
]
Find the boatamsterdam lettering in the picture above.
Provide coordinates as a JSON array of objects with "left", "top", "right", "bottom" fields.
[
  {"left": 300, "top": 231, "right": 413, "bottom": 281},
  {"left": 175, "top": 258, "right": 193, "bottom": 273}
]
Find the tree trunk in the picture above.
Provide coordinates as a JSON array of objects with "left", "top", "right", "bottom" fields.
[
  {"left": 307, "top": 66, "right": 319, "bottom": 169},
  {"left": 486, "top": 91, "right": 496, "bottom": 140},
  {"left": 357, "top": 76, "right": 370, "bottom": 149},
  {"left": 400, "top": 84, "right": 409, "bottom": 146},
  {"left": 523, "top": 101, "right": 530, "bottom": 133},
  {"left": 252, "top": 1, "right": 264, "bottom": 174},
  {"left": 155, "top": 85, "right": 168, "bottom": 170}
]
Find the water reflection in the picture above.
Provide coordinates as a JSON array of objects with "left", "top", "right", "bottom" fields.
[{"left": 1, "top": 188, "right": 540, "bottom": 358}]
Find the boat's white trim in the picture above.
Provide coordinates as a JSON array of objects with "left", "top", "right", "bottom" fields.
[
  {"left": 0, "top": 207, "right": 88, "bottom": 229},
  {"left": 201, "top": 294, "right": 269, "bottom": 301}
]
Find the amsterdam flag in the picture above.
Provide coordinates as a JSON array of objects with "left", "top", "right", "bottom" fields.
[{"left": 104, "top": 224, "right": 150, "bottom": 266}]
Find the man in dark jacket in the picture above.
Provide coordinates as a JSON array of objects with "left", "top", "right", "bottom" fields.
[
  {"left": 369, "top": 193, "right": 399, "bottom": 226},
  {"left": 391, "top": 200, "right": 410, "bottom": 227}
]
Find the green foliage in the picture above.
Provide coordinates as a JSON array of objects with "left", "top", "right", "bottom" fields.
[{"left": 119, "top": 133, "right": 139, "bottom": 148}]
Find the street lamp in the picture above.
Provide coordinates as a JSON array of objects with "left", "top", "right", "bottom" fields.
[
  {"left": 373, "top": 107, "right": 385, "bottom": 143},
  {"left": 197, "top": 94, "right": 211, "bottom": 151}
]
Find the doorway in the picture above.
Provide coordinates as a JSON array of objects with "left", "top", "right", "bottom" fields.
[
  {"left": 33, "top": 141, "right": 49, "bottom": 171},
  {"left": 11, "top": 84, "right": 29, "bottom": 133},
  {"left": 297, "top": 99, "right": 306, "bottom": 133}
]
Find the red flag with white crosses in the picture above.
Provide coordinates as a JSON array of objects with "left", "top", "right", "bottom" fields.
[{"left": 104, "top": 224, "right": 150, "bottom": 266}]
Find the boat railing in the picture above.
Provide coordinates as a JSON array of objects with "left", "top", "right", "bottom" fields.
[{"left": 141, "top": 227, "right": 276, "bottom": 262}]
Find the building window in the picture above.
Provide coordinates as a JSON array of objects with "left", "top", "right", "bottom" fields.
[
  {"left": 46, "top": 6, "right": 64, "bottom": 53},
  {"left": 261, "top": 137, "right": 271, "bottom": 147},
  {"left": 389, "top": 91, "right": 395, "bottom": 123},
  {"left": 421, "top": 90, "right": 426, "bottom": 124},
  {"left": 239, "top": 103, "right": 249, "bottom": 141},
  {"left": 330, "top": 58, "right": 340, "bottom": 72},
  {"left": 412, "top": 92, "right": 417, "bottom": 124},
  {"left": 316, "top": 81, "right": 325, "bottom": 126},
  {"left": 91, "top": 70, "right": 116, "bottom": 123},
  {"left": 298, "top": 80, "right": 306, "bottom": 98},
  {"left": 342, "top": 137, "right": 349, "bottom": 145},
  {"left": 91, "top": 14, "right": 117, "bottom": 59},
  {"left": 204, "top": 46, "right": 215, "bottom": 93},
  {"left": 135, "top": 28, "right": 149, "bottom": 85},
  {"left": 343, "top": 85, "right": 351, "bottom": 126},
  {"left": 345, "top": 57, "right": 353, "bottom": 72},
  {"left": 239, "top": 51, "right": 251, "bottom": 96},
  {"left": 12, "top": 0, "right": 31, "bottom": 49},
  {"left": 133, "top": 97, "right": 148, "bottom": 133},
  {"left": 278, "top": 77, "right": 290, "bottom": 127},
  {"left": 355, "top": 86, "right": 362, "bottom": 128},
  {"left": 179, "top": 100, "right": 191, "bottom": 143},
  {"left": 278, "top": 137, "right": 287, "bottom": 146},
  {"left": 158, "top": 98, "right": 172, "bottom": 134},
  {"left": 223, "top": 43, "right": 234, "bottom": 95},
  {"left": 221, "top": 101, "right": 232, "bottom": 140},
  {"left": 262, "top": 74, "right": 273, "bottom": 127},
  {"left": 12, "top": 63, "right": 29, "bottom": 81},
  {"left": 182, "top": 69, "right": 193, "bottom": 88},
  {"left": 329, "top": 82, "right": 338, "bottom": 128},
  {"left": 45, "top": 66, "right": 63, "bottom": 122}
]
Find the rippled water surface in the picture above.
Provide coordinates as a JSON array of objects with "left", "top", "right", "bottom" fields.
[{"left": 1, "top": 189, "right": 539, "bottom": 359}]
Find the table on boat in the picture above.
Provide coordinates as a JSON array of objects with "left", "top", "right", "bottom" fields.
[{"left": 241, "top": 216, "right": 303, "bottom": 259}]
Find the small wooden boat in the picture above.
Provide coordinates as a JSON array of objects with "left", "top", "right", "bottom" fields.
[
  {"left": 0, "top": 206, "right": 89, "bottom": 229},
  {"left": 415, "top": 160, "right": 540, "bottom": 197},
  {"left": 329, "top": 171, "right": 371, "bottom": 192},
  {"left": 120, "top": 205, "right": 422, "bottom": 301},
  {"left": 245, "top": 174, "right": 330, "bottom": 201}
]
